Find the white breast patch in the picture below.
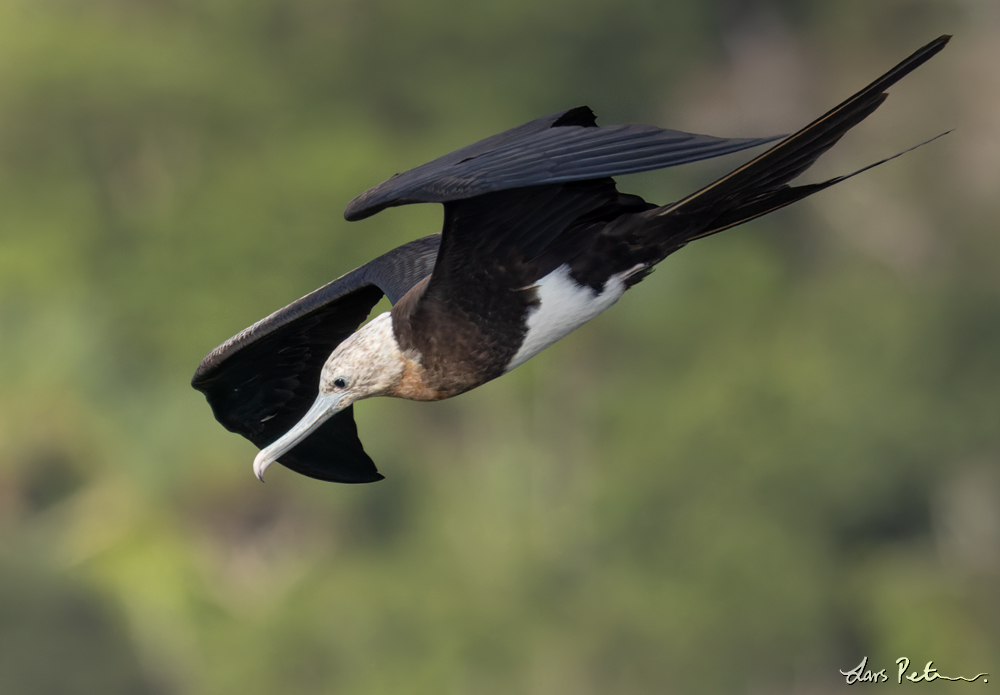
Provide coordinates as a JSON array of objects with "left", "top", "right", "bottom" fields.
[{"left": 505, "top": 264, "right": 638, "bottom": 372}]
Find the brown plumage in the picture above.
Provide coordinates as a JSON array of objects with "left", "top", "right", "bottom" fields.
[{"left": 191, "top": 36, "right": 950, "bottom": 484}]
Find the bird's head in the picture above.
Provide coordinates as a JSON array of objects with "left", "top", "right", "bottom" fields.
[{"left": 252, "top": 311, "right": 406, "bottom": 481}]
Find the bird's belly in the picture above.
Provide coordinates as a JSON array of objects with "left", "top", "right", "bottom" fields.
[{"left": 504, "top": 264, "right": 636, "bottom": 372}]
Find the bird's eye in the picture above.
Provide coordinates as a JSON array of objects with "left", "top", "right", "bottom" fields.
[{"left": 333, "top": 377, "right": 348, "bottom": 389}]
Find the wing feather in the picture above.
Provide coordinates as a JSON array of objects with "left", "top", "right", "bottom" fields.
[
  {"left": 344, "top": 108, "right": 779, "bottom": 221},
  {"left": 192, "top": 234, "right": 440, "bottom": 482}
]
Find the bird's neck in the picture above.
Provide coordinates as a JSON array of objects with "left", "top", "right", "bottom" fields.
[
  {"left": 339, "top": 312, "right": 455, "bottom": 402},
  {"left": 393, "top": 357, "right": 457, "bottom": 401}
]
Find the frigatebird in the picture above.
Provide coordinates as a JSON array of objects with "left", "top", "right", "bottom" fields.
[{"left": 193, "top": 36, "right": 949, "bottom": 483}]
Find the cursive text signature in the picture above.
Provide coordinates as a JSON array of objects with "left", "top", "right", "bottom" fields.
[{"left": 840, "top": 656, "right": 988, "bottom": 684}]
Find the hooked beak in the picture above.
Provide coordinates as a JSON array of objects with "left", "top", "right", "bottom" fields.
[{"left": 252, "top": 392, "right": 347, "bottom": 481}]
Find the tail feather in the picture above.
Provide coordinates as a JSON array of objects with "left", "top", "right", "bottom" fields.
[
  {"left": 648, "top": 35, "right": 950, "bottom": 243},
  {"left": 701, "top": 130, "right": 951, "bottom": 237}
]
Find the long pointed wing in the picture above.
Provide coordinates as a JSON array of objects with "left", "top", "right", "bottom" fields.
[
  {"left": 192, "top": 234, "right": 440, "bottom": 483},
  {"left": 344, "top": 107, "right": 780, "bottom": 221},
  {"left": 398, "top": 36, "right": 951, "bottom": 383},
  {"left": 649, "top": 35, "right": 951, "bottom": 241}
]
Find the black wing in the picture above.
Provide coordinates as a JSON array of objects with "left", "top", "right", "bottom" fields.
[
  {"left": 645, "top": 35, "right": 952, "bottom": 242},
  {"left": 192, "top": 234, "right": 441, "bottom": 483},
  {"left": 344, "top": 106, "right": 781, "bottom": 221},
  {"left": 382, "top": 36, "right": 952, "bottom": 385}
]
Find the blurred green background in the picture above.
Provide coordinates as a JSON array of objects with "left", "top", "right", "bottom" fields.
[{"left": 1, "top": 0, "right": 997, "bottom": 693}]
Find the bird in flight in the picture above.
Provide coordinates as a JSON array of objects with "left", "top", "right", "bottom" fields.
[{"left": 193, "top": 36, "right": 949, "bottom": 484}]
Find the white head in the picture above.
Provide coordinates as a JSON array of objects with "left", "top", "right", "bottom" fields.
[{"left": 252, "top": 312, "right": 406, "bottom": 480}]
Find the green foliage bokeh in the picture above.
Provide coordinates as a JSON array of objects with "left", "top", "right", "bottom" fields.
[{"left": 0, "top": 1, "right": 997, "bottom": 693}]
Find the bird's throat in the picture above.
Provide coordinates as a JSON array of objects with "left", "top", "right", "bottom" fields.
[{"left": 391, "top": 355, "right": 459, "bottom": 401}]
